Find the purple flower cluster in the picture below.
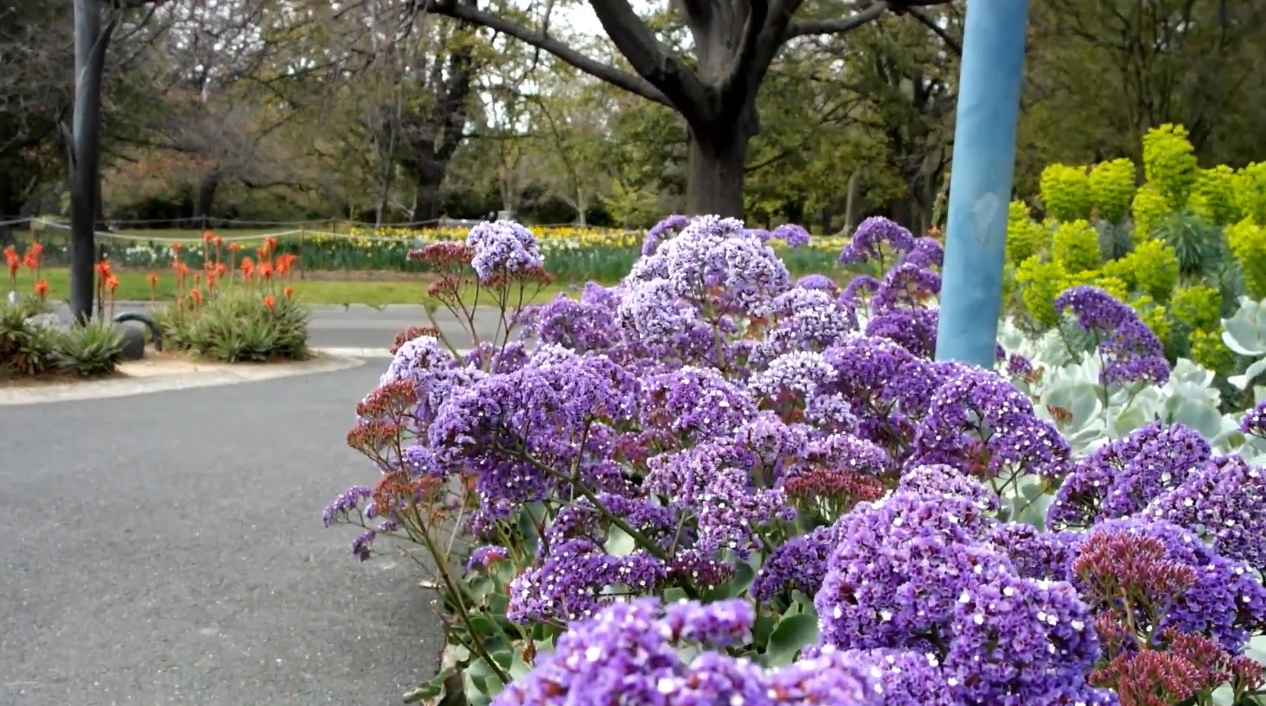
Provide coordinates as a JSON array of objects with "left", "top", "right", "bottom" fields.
[
  {"left": 816, "top": 487, "right": 1109, "bottom": 704},
  {"left": 839, "top": 217, "right": 916, "bottom": 267},
  {"left": 1055, "top": 286, "right": 1171, "bottom": 386},
  {"left": 912, "top": 366, "right": 1072, "bottom": 479},
  {"left": 1047, "top": 422, "right": 1210, "bottom": 529},
  {"left": 494, "top": 598, "right": 881, "bottom": 706},
  {"left": 325, "top": 214, "right": 1266, "bottom": 706},
  {"left": 466, "top": 220, "right": 545, "bottom": 281},
  {"left": 1075, "top": 519, "right": 1266, "bottom": 651},
  {"left": 1143, "top": 455, "right": 1266, "bottom": 570}
]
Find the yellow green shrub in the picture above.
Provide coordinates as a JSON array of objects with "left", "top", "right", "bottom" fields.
[
  {"left": 1130, "top": 295, "right": 1171, "bottom": 342},
  {"left": 1131, "top": 184, "right": 1172, "bottom": 241},
  {"left": 1190, "top": 329, "right": 1235, "bottom": 372},
  {"left": 1076, "top": 272, "right": 1130, "bottom": 303},
  {"left": 1190, "top": 165, "right": 1241, "bottom": 225},
  {"left": 1169, "top": 285, "right": 1222, "bottom": 331},
  {"left": 1006, "top": 201, "right": 1048, "bottom": 265},
  {"left": 1114, "top": 239, "right": 1179, "bottom": 303},
  {"left": 1088, "top": 158, "right": 1136, "bottom": 223},
  {"left": 1016, "top": 256, "right": 1067, "bottom": 328},
  {"left": 1142, "top": 124, "right": 1199, "bottom": 205},
  {"left": 1051, "top": 219, "right": 1101, "bottom": 274},
  {"left": 1040, "top": 164, "right": 1092, "bottom": 222},
  {"left": 1235, "top": 162, "right": 1266, "bottom": 225},
  {"left": 1225, "top": 218, "right": 1266, "bottom": 300}
]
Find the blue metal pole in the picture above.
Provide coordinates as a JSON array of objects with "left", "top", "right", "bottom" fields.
[{"left": 934, "top": 0, "right": 1031, "bottom": 368}]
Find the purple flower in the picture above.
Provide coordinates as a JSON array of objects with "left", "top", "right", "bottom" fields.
[
  {"left": 986, "top": 522, "right": 1083, "bottom": 581},
  {"left": 750, "top": 351, "right": 837, "bottom": 400},
  {"left": 772, "top": 223, "right": 811, "bottom": 249},
  {"left": 1047, "top": 422, "right": 1210, "bottom": 529},
  {"left": 839, "top": 275, "right": 881, "bottom": 309},
  {"left": 1240, "top": 400, "right": 1266, "bottom": 437},
  {"left": 644, "top": 441, "right": 793, "bottom": 557},
  {"left": 507, "top": 538, "right": 668, "bottom": 623},
  {"left": 1144, "top": 455, "right": 1266, "bottom": 570},
  {"left": 493, "top": 599, "right": 882, "bottom": 706},
  {"left": 640, "top": 366, "right": 756, "bottom": 443},
  {"left": 643, "top": 214, "right": 690, "bottom": 255},
  {"left": 865, "top": 307, "right": 939, "bottom": 360},
  {"left": 752, "top": 524, "right": 838, "bottom": 602},
  {"left": 1055, "top": 286, "right": 1171, "bottom": 386},
  {"left": 756, "top": 289, "right": 856, "bottom": 362},
  {"left": 839, "top": 217, "right": 916, "bottom": 267},
  {"left": 466, "top": 545, "right": 510, "bottom": 571},
  {"left": 899, "top": 237, "right": 944, "bottom": 270},
  {"left": 796, "top": 274, "right": 838, "bottom": 293},
  {"left": 817, "top": 490, "right": 1105, "bottom": 704},
  {"left": 897, "top": 464, "right": 997, "bottom": 511},
  {"left": 1075, "top": 519, "right": 1266, "bottom": 652},
  {"left": 871, "top": 263, "right": 942, "bottom": 312},
  {"left": 465, "top": 220, "right": 545, "bottom": 281},
  {"left": 534, "top": 294, "right": 617, "bottom": 352},
  {"left": 322, "top": 485, "right": 372, "bottom": 526},
  {"left": 911, "top": 366, "right": 1072, "bottom": 479}
]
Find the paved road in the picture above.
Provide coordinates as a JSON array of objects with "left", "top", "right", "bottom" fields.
[
  {"left": 58, "top": 303, "right": 512, "bottom": 351},
  {"left": 0, "top": 365, "right": 444, "bottom": 705}
]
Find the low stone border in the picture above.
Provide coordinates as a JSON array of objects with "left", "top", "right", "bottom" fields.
[
  {"left": 317, "top": 346, "right": 395, "bottom": 359},
  {"left": 0, "top": 353, "right": 364, "bottom": 406}
]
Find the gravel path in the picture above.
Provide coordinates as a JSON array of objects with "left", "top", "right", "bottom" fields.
[{"left": 0, "top": 365, "right": 443, "bottom": 705}]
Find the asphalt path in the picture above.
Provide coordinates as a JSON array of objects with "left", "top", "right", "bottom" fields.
[
  {"left": 0, "top": 364, "right": 444, "bottom": 705},
  {"left": 54, "top": 303, "right": 510, "bottom": 351}
]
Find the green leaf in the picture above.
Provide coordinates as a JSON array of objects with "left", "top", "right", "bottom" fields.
[
  {"left": 766, "top": 613, "right": 819, "bottom": 667},
  {"left": 403, "top": 668, "right": 452, "bottom": 703},
  {"left": 510, "top": 652, "right": 533, "bottom": 681},
  {"left": 663, "top": 587, "right": 688, "bottom": 604},
  {"left": 707, "top": 562, "right": 756, "bottom": 600},
  {"left": 605, "top": 526, "right": 636, "bottom": 556}
]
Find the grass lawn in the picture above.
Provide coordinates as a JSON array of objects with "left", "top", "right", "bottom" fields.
[{"left": 19, "top": 268, "right": 585, "bottom": 307}]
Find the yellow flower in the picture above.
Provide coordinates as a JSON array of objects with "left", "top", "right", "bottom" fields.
[
  {"left": 1226, "top": 218, "right": 1266, "bottom": 300},
  {"left": 1006, "top": 201, "right": 1048, "bottom": 266},
  {"left": 1016, "top": 256, "right": 1067, "bottom": 328},
  {"left": 1191, "top": 165, "right": 1241, "bottom": 225},
  {"left": 1040, "top": 164, "right": 1092, "bottom": 222},
  {"left": 1089, "top": 158, "right": 1136, "bottom": 224},
  {"left": 1142, "top": 124, "right": 1199, "bottom": 205},
  {"left": 1235, "top": 162, "right": 1266, "bottom": 225},
  {"left": 1051, "top": 219, "right": 1100, "bottom": 274},
  {"left": 1190, "top": 329, "right": 1234, "bottom": 372},
  {"left": 1113, "top": 239, "right": 1179, "bottom": 303},
  {"left": 1130, "top": 295, "right": 1170, "bottom": 344},
  {"left": 1131, "top": 184, "right": 1171, "bottom": 242},
  {"left": 1169, "top": 285, "right": 1222, "bottom": 332}
]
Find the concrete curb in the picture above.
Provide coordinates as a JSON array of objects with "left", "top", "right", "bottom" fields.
[
  {"left": 0, "top": 354, "right": 364, "bottom": 407},
  {"left": 315, "top": 346, "right": 395, "bottom": 359}
]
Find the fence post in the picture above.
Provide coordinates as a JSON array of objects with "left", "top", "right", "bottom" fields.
[{"left": 933, "top": 0, "right": 1031, "bottom": 368}]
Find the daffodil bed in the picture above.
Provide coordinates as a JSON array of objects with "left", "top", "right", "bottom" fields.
[{"left": 28, "top": 225, "right": 851, "bottom": 283}]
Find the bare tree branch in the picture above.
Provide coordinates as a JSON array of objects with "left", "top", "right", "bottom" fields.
[
  {"left": 417, "top": 0, "right": 674, "bottom": 108},
  {"left": 785, "top": 2, "right": 888, "bottom": 40}
]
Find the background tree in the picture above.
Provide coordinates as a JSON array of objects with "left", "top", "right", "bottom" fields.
[{"left": 418, "top": 0, "right": 955, "bottom": 216}]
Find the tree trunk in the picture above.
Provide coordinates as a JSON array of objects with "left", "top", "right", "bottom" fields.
[
  {"left": 577, "top": 188, "right": 588, "bottom": 226},
  {"left": 193, "top": 172, "right": 220, "bottom": 221},
  {"left": 68, "top": 0, "right": 114, "bottom": 323},
  {"left": 843, "top": 171, "right": 862, "bottom": 234},
  {"left": 410, "top": 161, "right": 446, "bottom": 225},
  {"left": 685, "top": 123, "right": 749, "bottom": 217}
]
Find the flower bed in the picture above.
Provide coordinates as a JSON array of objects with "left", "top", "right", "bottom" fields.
[
  {"left": 325, "top": 216, "right": 1266, "bottom": 706},
  {"left": 149, "top": 238, "right": 309, "bottom": 362}
]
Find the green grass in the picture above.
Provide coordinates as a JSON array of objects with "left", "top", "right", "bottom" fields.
[{"left": 16, "top": 268, "right": 582, "bottom": 307}]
